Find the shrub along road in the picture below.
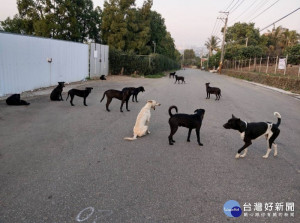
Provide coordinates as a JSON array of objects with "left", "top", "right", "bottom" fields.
[{"left": 0, "top": 69, "right": 299, "bottom": 222}]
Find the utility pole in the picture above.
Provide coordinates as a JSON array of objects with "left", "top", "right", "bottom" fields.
[{"left": 218, "top": 11, "right": 229, "bottom": 74}]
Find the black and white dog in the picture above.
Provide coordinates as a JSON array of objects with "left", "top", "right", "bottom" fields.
[{"left": 223, "top": 112, "right": 281, "bottom": 159}]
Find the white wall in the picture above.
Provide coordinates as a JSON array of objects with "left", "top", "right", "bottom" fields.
[{"left": 0, "top": 32, "right": 89, "bottom": 96}]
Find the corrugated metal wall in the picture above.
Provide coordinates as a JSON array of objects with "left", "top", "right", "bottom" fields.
[
  {"left": 0, "top": 32, "right": 89, "bottom": 96},
  {"left": 89, "top": 43, "right": 109, "bottom": 78}
]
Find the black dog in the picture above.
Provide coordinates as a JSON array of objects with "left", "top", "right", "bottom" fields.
[
  {"left": 100, "top": 75, "right": 106, "bottom": 80},
  {"left": 122, "top": 86, "right": 145, "bottom": 102},
  {"left": 50, "top": 82, "right": 65, "bottom": 101},
  {"left": 169, "top": 72, "right": 176, "bottom": 78},
  {"left": 174, "top": 75, "right": 185, "bottom": 84},
  {"left": 205, "top": 83, "right": 221, "bottom": 100},
  {"left": 100, "top": 88, "right": 134, "bottom": 112},
  {"left": 6, "top": 94, "right": 30, "bottom": 106},
  {"left": 223, "top": 112, "right": 281, "bottom": 159},
  {"left": 66, "top": 87, "right": 93, "bottom": 106},
  {"left": 168, "top": 106, "right": 205, "bottom": 146}
]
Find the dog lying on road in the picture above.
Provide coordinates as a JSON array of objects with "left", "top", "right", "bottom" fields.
[
  {"left": 174, "top": 75, "right": 185, "bottom": 84},
  {"left": 168, "top": 106, "right": 205, "bottom": 146},
  {"left": 100, "top": 88, "right": 135, "bottom": 112},
  {"left": 50, "top": 82, "right": 65, "bottom": 101},
  {"left": 169, "top": 72, "right": 176, "bottom": 78},
  {"left": 223, "top": 112, "right": 281, "bottom": 159},
  {"left": 205, "top": 83, "right": 221, "bottom": 100},
  {"left": 66, "top": 87, "right": 93, "bottom": 106},
  {"left": 6, "top": 94, "right": 30, "bottom": 106},
  {"left": 124, "top": 100, "right": 161, "bottom": 140}
]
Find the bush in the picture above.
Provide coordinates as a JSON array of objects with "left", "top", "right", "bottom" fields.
[
  {"left": 109, "top": 48, "right": 180, "bottom": 75},
  {"left": 284, "top": 44, "right": 300, "bottom": 65}
]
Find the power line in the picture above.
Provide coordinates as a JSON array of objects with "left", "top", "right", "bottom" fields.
[
  {"left": 249, "top": 0, "right": 281, "bottom": 22},
  {"left": 225, "top": 0, "right": 235, "bottom": 12},
  {"left": 213, "top": 19, "right": 223, "bottom": 37},
  {"left": 227, "top": 0, "right": 240, "bottom": 12},
  {"left": 211, "top": 18, "right": 218, "bottom": 36},
  {"left": 245, "top": 0, "right": 272, "bottom": 19},
  {"left": 231, "top": 0, "right": 260, "bottom": 23},
  {"left": 229, "top": 0, "right": 246, "bottom": 14},
  {"left": 231, "top": 0, "right": 272, "bottom": 25},
  {"left": 260, "top": 7, "right": 300, "bottom": 32}
]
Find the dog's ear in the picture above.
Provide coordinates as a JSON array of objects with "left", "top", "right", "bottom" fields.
[
  {"left": 147, "top": 100, "right": 153, "bottom": 103},
  {"left": 232, "top": 114, "right": 237, "bottom": 119}
]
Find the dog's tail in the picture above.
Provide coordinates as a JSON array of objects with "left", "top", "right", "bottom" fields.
[
  {"left": 169, "top": 105, "right": 178, "bottom": 117},
  {"left": 100, "top": 91, "right": 107, "bottom": 102},
  {"left": 124, "top": 135, "right": 137, "bottom": 141},
  {"left": 274, "top": 112, "right": 281, "bottom": 127},
  {"left": 66, "top": 92, "right": 70, "bottom": 101}
]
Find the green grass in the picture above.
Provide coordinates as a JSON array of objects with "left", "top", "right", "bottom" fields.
[{"left": 145, "top": 73, "right": 166, "bottom": 78}]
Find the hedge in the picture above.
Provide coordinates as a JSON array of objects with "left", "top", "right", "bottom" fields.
[{"left": 109, "top": 48, "right": 180, "bottom": 75}]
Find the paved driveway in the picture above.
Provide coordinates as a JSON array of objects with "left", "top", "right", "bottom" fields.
[{"left": 0, "top": 69, "right": 299, "bottom": 222}]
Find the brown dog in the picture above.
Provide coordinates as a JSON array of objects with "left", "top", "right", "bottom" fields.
[{"left": 100, "top": 88, "right": 135, "bottom": 112}]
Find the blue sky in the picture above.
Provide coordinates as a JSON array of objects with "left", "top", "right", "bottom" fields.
[{"left": 1, "top": 0, "right": 299, "bottom": 50}]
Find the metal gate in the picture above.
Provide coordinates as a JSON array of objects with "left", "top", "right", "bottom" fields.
[{"left": 89, "top": 43, "right": 109, "bottom": 78}]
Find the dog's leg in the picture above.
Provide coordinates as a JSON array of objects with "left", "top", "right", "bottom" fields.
[
  {"left": 263, "top": 148, "right": 272, "bottom": 159},
  {"left": 106, "top": 98, "right": 112, "bottom": 112},
  {"left": 60, "top": 93, "right": 63, "bottom": 101},
  {"left": 168, "top": 125, "right": 178, "bottom": 145},
  {"left": 126, "top": 99, "right": 130, "bottom": 112},
  {"left": 70, "top": 95, "right": 75, "bottom": 106},
  {"left": 83, "top": 97, "right": 88, "bottom": 106},
  {"left": 138, "top": 126, "right": 149, "bottom": 136},
  {"left": 273, "top": 143, "right": 278, "bottom": 157},
  {"left": 264, "top": 129, "right": 280, "bottom": 158},
  {"left": 206, "top": 92, "right": 208, "bottom": 99},
  {"left": 120, "top": 100, "right": 124, "bottom": 112},
  {"left": 187, "top": 128, "right": 192, "bottom": 142},
  {"left": 196, "top": 128, "right": 203, "bottom": 146},
  {"left": 236, "top": 140, "right": 252, "bottom": 159},
  {"left": 240, "top": 148, "right": 248, "bottom": 158}
]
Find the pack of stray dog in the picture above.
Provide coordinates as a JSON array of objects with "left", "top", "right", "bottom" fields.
[{"left": 3, "top": 69, "right": 284, "bottom": 160}]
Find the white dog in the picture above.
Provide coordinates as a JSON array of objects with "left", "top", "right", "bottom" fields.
[{"left": 124, "top": 100, "right": 161, "bottom": 140}]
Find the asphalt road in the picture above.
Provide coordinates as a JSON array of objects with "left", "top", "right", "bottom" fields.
[{"left": 0, "top": 69, "right": 299, "bottom": 223}]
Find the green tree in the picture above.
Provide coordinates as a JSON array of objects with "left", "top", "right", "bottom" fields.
[
  {"left": 225, "top": 22, "right": 260, "bottom": 47},
  {"left": 284, "top": 44, "right": 300, "bottom": 65},
  {"left": 1, "top": 0, "right": 101, "bottom": 42},
  {"left": 205, "top": 36, "right": 220, "bottom": 56},
  {"left": 183, "top": 49, "right": 196, "bottom": 66},
  {"left": 101, "top": 0, "right": 136, "bottom": 51}
]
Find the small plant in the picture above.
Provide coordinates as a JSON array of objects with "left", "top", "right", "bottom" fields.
[{"left": 145, "top": 73, "right": 166, "bottom": 78}]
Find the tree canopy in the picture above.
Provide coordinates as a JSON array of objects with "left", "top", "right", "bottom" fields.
[
  {"left": 1, "top": 0, "right": 102, "bottom": 42},
  {"left": 0, "top": 0, "right": 179, "bottom": 61}
]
